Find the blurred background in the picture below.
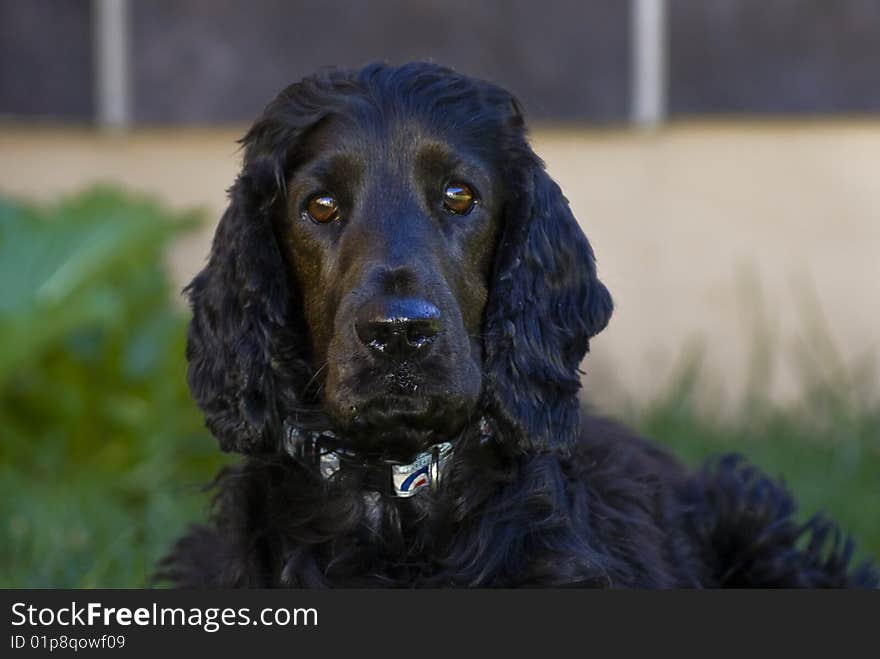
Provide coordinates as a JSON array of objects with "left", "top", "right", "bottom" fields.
[{"left": 1, "top": 0, "right": 878, "bottom": 586}]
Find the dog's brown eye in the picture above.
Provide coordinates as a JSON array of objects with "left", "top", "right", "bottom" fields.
[
  {"left": 442, "top": 182, "right": 476, "bottom": 215},
  {"left": 305, "top": 194, "right": 340, "bottom": 224}
]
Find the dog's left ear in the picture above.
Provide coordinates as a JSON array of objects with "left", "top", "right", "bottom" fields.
[{"left": 483, "top": 137, "right": 613, "bottom": 453}]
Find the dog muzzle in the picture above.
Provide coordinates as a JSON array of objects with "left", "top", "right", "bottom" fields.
[{"left": 282, "top": 419, "right": 458, "bottom": 498}]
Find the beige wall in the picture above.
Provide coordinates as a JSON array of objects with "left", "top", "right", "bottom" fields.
[{"left": 2, "top": 120, "right": 878, "bottom": 410}]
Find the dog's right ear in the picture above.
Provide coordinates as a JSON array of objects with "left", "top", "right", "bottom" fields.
[
  {"left": 185, "top": 184, "right": 296, "bottom": 453},
  {"left": 185, "top": 73, "right": 350, "bottom": 453}
]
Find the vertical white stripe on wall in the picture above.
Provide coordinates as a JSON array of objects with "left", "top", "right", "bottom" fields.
[
  {"left": 93, "top": 0, "right": 131, "bottom": 130},
  {"left": 631, "top": 0, "right": 667, "bottom": 127}
]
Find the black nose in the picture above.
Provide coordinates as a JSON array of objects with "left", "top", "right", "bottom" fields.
[{"left": 355, "top": 297, "right": 441, "bottom": 361}]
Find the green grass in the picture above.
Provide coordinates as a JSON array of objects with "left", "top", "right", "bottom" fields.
[
  {"left": 0, "top": 188, "right": 876, "bottom": 587},
  {"left": 628, "top": 363, "right": 879, "bottom": 562}
]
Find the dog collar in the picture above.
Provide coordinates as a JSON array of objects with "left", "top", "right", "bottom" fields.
[
  {"left": 282, "top": 420, "right": 455, "bottom": 497},
  {"left": 281, "top": 417, "right": 493, "bottom": 498}
]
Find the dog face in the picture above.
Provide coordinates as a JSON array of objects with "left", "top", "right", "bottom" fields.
[
  {"left": 279, "top": 112, "right": 503, "bottom": 460},
  {"left": 185, "top": 63, "right": 613, "bottom": 457}
]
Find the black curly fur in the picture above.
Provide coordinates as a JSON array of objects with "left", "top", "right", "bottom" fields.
[{"left": 161, "top": 62, "right": 877, "bottom": 588}]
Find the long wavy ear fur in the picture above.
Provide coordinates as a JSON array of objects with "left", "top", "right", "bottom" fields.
[
  {"left": 185, "top": 74, "right": 349, "bottom": 453},
  {"left": 484, "top": 108, "right": 613, "bottom": 454}
]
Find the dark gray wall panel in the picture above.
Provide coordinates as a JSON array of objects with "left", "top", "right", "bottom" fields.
[
  {"left": 0, "top": 0, "right": 93, "bottom": 120},
  {"left": 131, "top": 0, "right": 629, "bottom": 123},
  {"left": 669, "top": 0, "right": 880, "bottom": 116}
]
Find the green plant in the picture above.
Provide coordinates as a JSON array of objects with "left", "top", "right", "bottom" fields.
[{"left": 0, "top": 188, "right": 225, "bottom": 587}]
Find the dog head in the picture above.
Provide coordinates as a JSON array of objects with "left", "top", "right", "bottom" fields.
[{"left": 186, "top": 62, "right": 612, "bottom": 459}]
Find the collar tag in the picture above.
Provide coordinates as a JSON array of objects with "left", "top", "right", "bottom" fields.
[{"left": 391, "top": 442, "right": 453, "bottom": 497}]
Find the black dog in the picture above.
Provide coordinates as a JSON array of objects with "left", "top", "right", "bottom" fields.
[{"left": 162, "top": 62, "right": 877, "bottom": 587}]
